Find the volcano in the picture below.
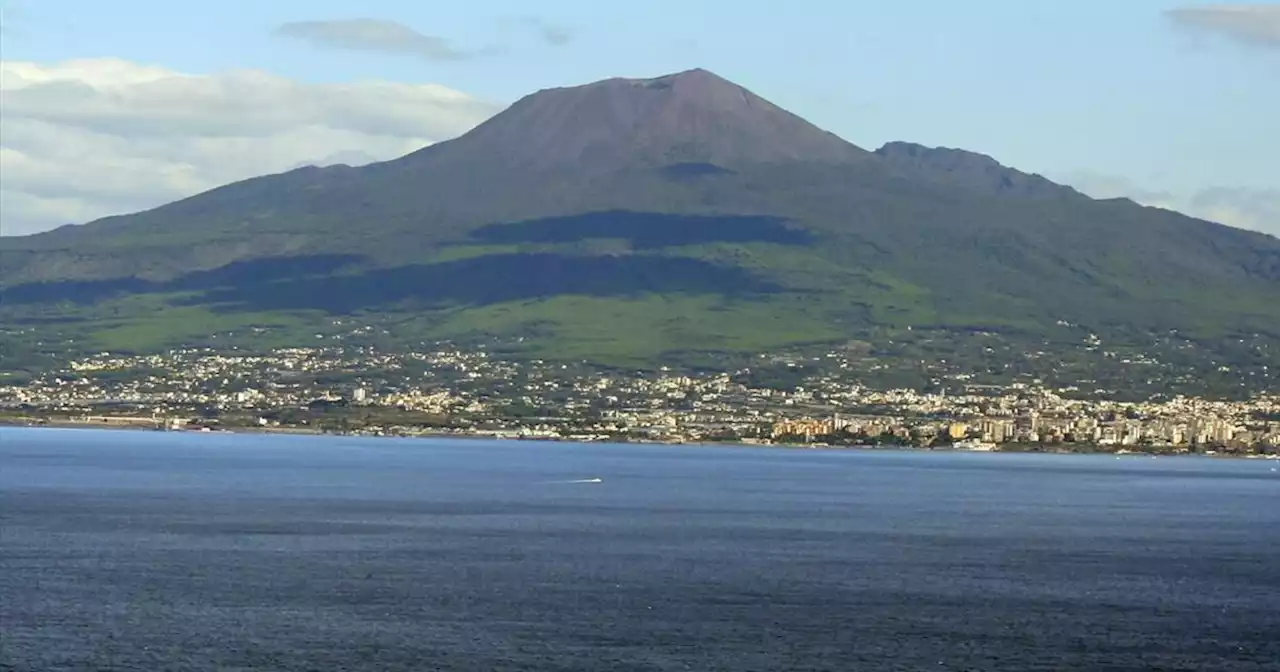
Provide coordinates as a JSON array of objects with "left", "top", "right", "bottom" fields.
[{"left": 2, "top": 68, "right": 1278, "bottom": 366}]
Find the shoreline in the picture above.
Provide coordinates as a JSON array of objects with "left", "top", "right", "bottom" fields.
[{"left": 3, "top": 418, "right": 1276, "bottom": 460}]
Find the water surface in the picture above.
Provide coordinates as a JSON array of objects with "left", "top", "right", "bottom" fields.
[{"left": 2, "top": 427, "right": 1277, "bottom": 671}]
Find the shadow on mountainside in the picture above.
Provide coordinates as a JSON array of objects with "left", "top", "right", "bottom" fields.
[
  {"left": 0, "top": 254, "right": 365, "bottom": 306},
  {"left": 0, "top": 252, "right": 785, "bottom": 314},
  {"left": 468, "top": 210, "right": 813, "bottom": 248}
]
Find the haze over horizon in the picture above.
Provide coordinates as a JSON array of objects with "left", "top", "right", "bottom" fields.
[{"left": 1, "top": 0, "right": 1277, "bottom": 237}]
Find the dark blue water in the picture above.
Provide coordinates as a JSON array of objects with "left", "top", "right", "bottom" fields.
[{"left": 2, "top": 427, "right": 1278, "bottom": 671}]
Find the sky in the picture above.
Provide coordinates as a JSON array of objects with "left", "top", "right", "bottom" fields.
[{"left": 1, "top": 0, "right": 1277, "bottom": 236}]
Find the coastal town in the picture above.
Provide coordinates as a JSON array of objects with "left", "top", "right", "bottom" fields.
[{"left": 2, "top": 344, "right": 1278, "bottom": 456}]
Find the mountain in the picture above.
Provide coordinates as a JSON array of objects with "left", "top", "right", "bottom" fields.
[{"left": 2, "top": 68, "right": 1278, "bottom": 370}]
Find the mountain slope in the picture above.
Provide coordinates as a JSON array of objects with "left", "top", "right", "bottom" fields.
[{"left": 1, "top": 68, "right": 1278, "bottom": 369}]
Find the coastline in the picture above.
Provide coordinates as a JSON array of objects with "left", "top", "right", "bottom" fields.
[{"left": 3, "top": 417, "right": 1277, "bottom": 460}]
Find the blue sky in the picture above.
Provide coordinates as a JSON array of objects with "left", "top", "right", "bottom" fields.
[{"left": 1, "top": 0, "right": 1277, "bottom": 234}]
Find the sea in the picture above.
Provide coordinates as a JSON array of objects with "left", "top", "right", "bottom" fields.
[{"left": 1, "top": 427, "right": 1277, "bottom": 671}]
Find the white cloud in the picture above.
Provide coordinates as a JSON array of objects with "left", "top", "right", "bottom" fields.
[
  {"left": 1179, "top": 187, "right": 1280, "bottom": 234},
  {"left": 0, "top": 58, "right": 501, "bottom": 236},
  {"left": 509, "top": 17, "right": 574, "bottom": 46},
  {"left": 1166, "top": 5, "right": 1280, "bottom": 49},
  {"left": 273, "top": 16, "right": 571, "bottom": 58},
  {"left": 274, "top": 18, "right": 479, "bottom": 61},
  {"left": 1063, "top": 172, "right": 1280, "bottom": 237}
]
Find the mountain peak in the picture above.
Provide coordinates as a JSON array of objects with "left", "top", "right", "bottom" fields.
[
  {"left": 407, "top": 68, "right": 867, "bottom": 173},
  {"left": 616, "top": 67, "right": 728, "bottom": 86}
]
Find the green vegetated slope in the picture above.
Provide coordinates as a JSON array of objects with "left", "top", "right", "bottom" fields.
[{"left": 1, "top": 69, "right": 1277, "bottom": 368}]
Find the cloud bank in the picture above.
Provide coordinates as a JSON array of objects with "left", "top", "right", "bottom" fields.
[
  {"left": 0, "top": 58, "right": 501, "bottom": 236},
  {"left": 1064, "top": 172, "right": 1280, "bottom": 237},
  {"left": 1166, "top": 4, "right": 1280, "bottom": 49}
]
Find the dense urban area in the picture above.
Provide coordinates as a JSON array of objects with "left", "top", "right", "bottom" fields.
[{"left": 2, "top": 343, "right": 1278, "bottom": 457}]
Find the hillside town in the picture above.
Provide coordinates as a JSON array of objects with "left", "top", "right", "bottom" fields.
[{"left": 2, "top": 345, "right": 1278, "bottom": 455}]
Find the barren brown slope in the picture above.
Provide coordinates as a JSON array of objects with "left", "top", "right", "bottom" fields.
[{"left": 399, "top": 68, "right": 869, "bottom": 174}]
